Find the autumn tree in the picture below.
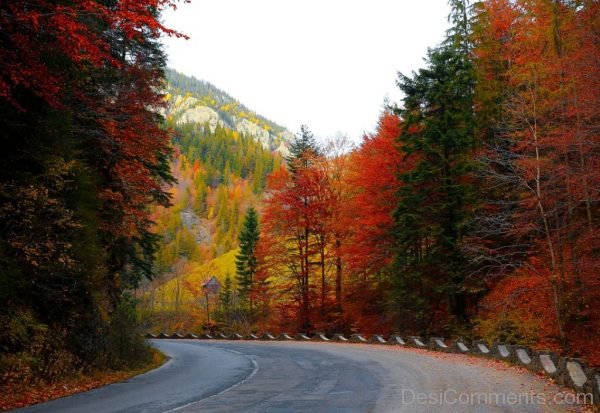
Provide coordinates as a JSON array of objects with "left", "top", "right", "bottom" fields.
[
  {"left": 258, "top": 127, "right": 326, "bottom": 330},
  {"left": 0, "top": 0, "right": 186, "bottom": 381},
  {"left": 345, "top": 113, "right": 405, "bottom": 277},
  {"left": 322, "top": 135, "right": 355, "bottom": 311},
  {"left": 471, "top": 0, "right": 600, "bottom": 353},
  {"left": 328, "top": 113, "right": 406, "bottom": 332}
]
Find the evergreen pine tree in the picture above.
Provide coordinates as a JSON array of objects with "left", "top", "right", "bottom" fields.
[
  {"left": 393, "top": 0, "right": 478, "bottom": 330},
  {"left": 235, "top": 207, "right": 260, "bottom": 315},
  {"left": 287, "top": 125, "right": 320, "bottom": 173},
  {"left": 220, "top": 272, "right": 233, "bottom": 314}
]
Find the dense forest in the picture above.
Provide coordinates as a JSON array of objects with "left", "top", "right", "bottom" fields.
[
  {"left": 0, "top": 0, "right": 598, "bottom": 402},
  {"left": 217, "top": 0, "right": 599, "bottom": 364},
  {"left": 155, "top": 122, "right": 279, "bottom": 264},
  {"left": 0, "top": 0, "right": 185, "bottom": 391}
]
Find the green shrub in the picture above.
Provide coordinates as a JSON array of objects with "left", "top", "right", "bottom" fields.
[
  {"left": 474, "top": 312, "right": 538, "bottom": 345},
  {"left": 0, "top": 311, "right": 80, "bottom": 384},
  {"left": 104, "top": 295, "right": 152, "bottom": 370},
  {"left": 0, "top": 296, "right": 154, "bottom": 386}
]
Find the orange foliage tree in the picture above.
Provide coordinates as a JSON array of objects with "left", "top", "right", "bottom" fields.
[{"left": 472, "top": 0, "right": 599, "bottom": 359}]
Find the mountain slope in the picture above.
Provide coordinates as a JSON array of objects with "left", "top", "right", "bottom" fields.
[
  {"left": 143, "top": 70, "right": 290, "bottom": 325},
  {"left": 165, "top": 68, "right": 291, "bottom": 155}
]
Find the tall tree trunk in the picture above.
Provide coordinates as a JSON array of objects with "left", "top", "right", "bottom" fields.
[
  {"left": 303, "top": 226, "right": 310, "bottom": 330},
  {"left": 529, "top": 85, "right": 568, "bottom": 350},
  {"left": 335, "top": 237, "right": 342, "bottom": 311},
  {"left": 320, "top": 245, "right": 326, "bottom": 314}
]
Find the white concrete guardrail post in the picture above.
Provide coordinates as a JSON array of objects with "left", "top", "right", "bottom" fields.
[
  {"left": 491, "top": 342, "right": 513, "bottom": 361},
  {"left": 429, "top": 337, "right": 451, "bottom": 352},
  {"left": 452, "top": 339, "right": 470, "bottom": 354},
  {"left": 534, "top": 350, "right": 559, "bottom": 379},
  {"left": 332, "top": 333, "right": 349, "bottom": 342},
  {"left": 369, "top": 334, "right": 387, "bottom": 344},
  {"left": 313, "top": 332, "right": 331, "bottom": 342},
  {"left": 349, "top": 334, "right": 368, "bottom": 343},
  {"left": 558, "top": 357, "right": 589, "bottom": 393},
  {"left": 277, "top": 332, "right": 294, "bottom": 341},
  {"left": 408, "top": 336, "right": 427, "bottom": 348},
  {"left": 513, "top": 346, "right": 536, "bottom": 371},
  {"left": 260, "top": 332, "right": 276, "bottom": 340},
  {"left": 387, "top": 335, "right": 407, "bottom": 346},
  {"left": 471, "top": 340, "right": 492, "bottom": 357}
]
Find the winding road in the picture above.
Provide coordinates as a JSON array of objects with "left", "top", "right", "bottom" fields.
[{"left": 14, "top": 340, "right": 575, "bottom": 413}]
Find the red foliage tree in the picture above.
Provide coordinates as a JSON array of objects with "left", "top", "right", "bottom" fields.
[
  {"left": 344, "top": 113, "right": 407, "bottom": 275},
  {"left": 473, "top": 0, "right": 600, "bottom": 361},
  {"left": 0, "top": 0, "right": 190, "bottom": 381}
]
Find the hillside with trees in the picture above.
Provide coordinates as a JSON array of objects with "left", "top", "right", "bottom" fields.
[
  {"left": 164, "top": 69, "right": 292, "bottom": 153},
  {"left": 138, "top": 71, "right": 286, "bottom": 332}
]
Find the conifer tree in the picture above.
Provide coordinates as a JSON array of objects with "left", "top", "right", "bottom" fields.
[
  {"left": 393, "top": 0, "right": 478, "bottom": 330},
  {"left": 287, "top": 125, "right": 320, "bottom": 173},
  {"left": 220, "top": 273, "right": 233, "bottom": 313},
  {"left": 235, "top": 207, "right": 260, "bottom": 315}
]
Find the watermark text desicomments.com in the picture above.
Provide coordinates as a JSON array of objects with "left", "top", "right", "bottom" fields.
[{"left": 400, "top": 389, "right": 594, "bottom": 406}]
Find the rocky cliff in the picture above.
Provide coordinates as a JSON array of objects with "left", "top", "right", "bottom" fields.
[{"left": 165, "top": 69, "right": 291, "bottom": 157}]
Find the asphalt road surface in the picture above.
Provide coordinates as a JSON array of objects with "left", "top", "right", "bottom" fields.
[{"left": 14, "top": 340, "right": 575, "bottom": 413}]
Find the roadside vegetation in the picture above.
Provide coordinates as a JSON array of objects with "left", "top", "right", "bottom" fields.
[{"left": 0, "top": 0, "right": 183, "bottom": 405}]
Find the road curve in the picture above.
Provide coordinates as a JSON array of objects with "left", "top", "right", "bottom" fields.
[
  {"left": 13, "top": 340, "right": 255, "bottom": 413},
  {"left": 13, "top": 340, "right": 574, "bottom": 413}
]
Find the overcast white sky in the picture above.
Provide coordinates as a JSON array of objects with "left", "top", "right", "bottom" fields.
[{"left": 162, "top": 0, "right": 451, "bottom": 142}]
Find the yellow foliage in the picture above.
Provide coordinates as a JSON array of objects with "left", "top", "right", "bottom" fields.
[{"left": 152, "top": 249, "right": 238, "bottom": 309}]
